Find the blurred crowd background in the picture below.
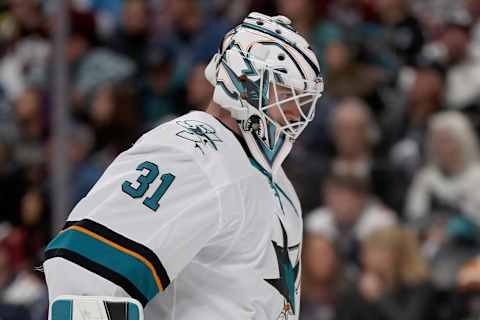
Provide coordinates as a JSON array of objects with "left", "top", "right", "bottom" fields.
[{"left": 1, "top": 0, "right": 480, "bottom": 319}]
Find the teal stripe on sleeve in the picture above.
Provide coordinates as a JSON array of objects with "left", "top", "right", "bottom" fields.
[
  {"left": 51, "top": 299, "right": 73, "bottom": 320},
  {"left": 46, "top": 229, "right": 159, "bottom": 301}
]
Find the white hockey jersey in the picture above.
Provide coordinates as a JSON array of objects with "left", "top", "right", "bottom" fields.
[{"left": 44, "top": 111, "right": 303, "bottom": 320}]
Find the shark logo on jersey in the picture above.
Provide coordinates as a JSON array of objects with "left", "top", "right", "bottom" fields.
[
  {"left": 176, "top": 120, "right": 223, "bottom": 155},
  {"left": 265, "top": 219, "right": 300, "bottom": 319}
]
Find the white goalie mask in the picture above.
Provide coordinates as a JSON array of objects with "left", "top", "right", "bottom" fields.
[{"left": 205, "top": 12, "right": 324, "bottom": 176}]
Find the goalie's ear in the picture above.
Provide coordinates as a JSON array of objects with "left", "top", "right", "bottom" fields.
[{"left": 50, "top": 295, "right": 143, "bottom": 320}]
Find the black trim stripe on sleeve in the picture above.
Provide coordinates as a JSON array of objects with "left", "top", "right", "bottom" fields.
[
  {"left": 45, "top": 248, "right": 149, "bottom": 307},
  {"left": 62, "top": 220, "right": 79, "bottom": 230},
  {"left": 73, "top": 219, "right": 171, "bottom": 290}
]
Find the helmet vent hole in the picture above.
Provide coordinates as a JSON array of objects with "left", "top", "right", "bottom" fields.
[
  {"left": 275, "top": 29, "right": 282, "bottom": 34},
  {"left": 256, "top": 20, "right": 264, "bottom": 26},
  {"left": 278, "top": 54, "right": 285, "bottom": 61}
]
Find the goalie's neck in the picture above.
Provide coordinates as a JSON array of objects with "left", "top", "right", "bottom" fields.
[
  {"left": 206, "top": 101, "right": 242, "bottom": 136},
  {"left": 205, "top": 101, "right": 255, "bottom": 162}
]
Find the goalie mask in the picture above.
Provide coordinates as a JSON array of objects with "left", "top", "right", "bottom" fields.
[{"left": 205, "top": 12, "right": 324, "bottom": 176}]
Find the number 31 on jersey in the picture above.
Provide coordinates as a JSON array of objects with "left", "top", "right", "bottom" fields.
[{"left": 121, "top": 161, "right": 175, "bottom": 212}]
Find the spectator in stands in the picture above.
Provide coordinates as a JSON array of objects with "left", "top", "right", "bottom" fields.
[
  {"left": 428, "top": 215, "right": 480, "bottom": 294},
  {"left": 83, "top": 81, "right": 143, "bottom": 196},
  {"left": 406, "top": 111, "right": 480, "bottom": 227},
  {"left": 328, "top": 97, "right": 397, "bottom": 209},
  {"left": 412, "top": 0, "right": 465, "bottom": 37},
  {"left": 422, "top": 11, "right": 480, "bottom": 111},
  {"left": 455, "top": 252, "right": 480, "bottom": 319},
  {"left": 0, "top": 243, "right": 46, "bottom": 320},
  {"left": 140, "top": 46, "right": 180, "bottom": 128},
  {"left": 64, "top": 9, "right": 135, "bottom": 112},
  {"left": 327, "top": 0, "right": 373, "bottom": 30},
  {"left": 440, "top": 16, "right": 480, "bottom": 111},
  {"left": 156, "top": 0, "right": 231, "bottom": 88},
  {"left": 337, "top": 226, "right": 435, "bottom": 320},
  {"left": 85, "top": 0, "right": 124, "bottom": 40},
  {"left": 301, "top": 214, "right": 350, "bottom": 320},
  {"left": 0, "top": 35, "right": 50, "bottom": 103},
  {"left": 276, "top": 0, "right": 319, "bottom": 36},
  {"left": 89, "top": 81, "right": 142, "bottom": 159},
  {"left": 324, "top": 38, "right": 385, "bottom": 101},
  {"left": 406, "top": 112, "right": 480, "bottom": 297},
  {"left": 372, "top": 0, "right": 425, "bottom": 66},
  {"left": 4, "top": 189, "right": 49, "bottom": 270},
  {"left": 330, "top": 98, "right": 378, "bottom": 177},
  {"left": 8, "top": 0, "right": 45, "bottom": 39},
  {"left": 386, "top": 64, "right": 444, "bottom": 211},
  {"left": 68, "top": 124, "right": 102, "bottom": 206},
  {"left": 306, "top": 173, "right": 397, "bottom": 268},
  {"left": 110, "top": 0, "right": 153, "bottom": 72},
  {"left": 13, "top": 87, "right": 45, "bottom": 168},
  {"left": 0, "top": 244, "right": 31, "bottom": 320},
  {"left": 467, "top": 0, "right": 480, "bottom": 58}
]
